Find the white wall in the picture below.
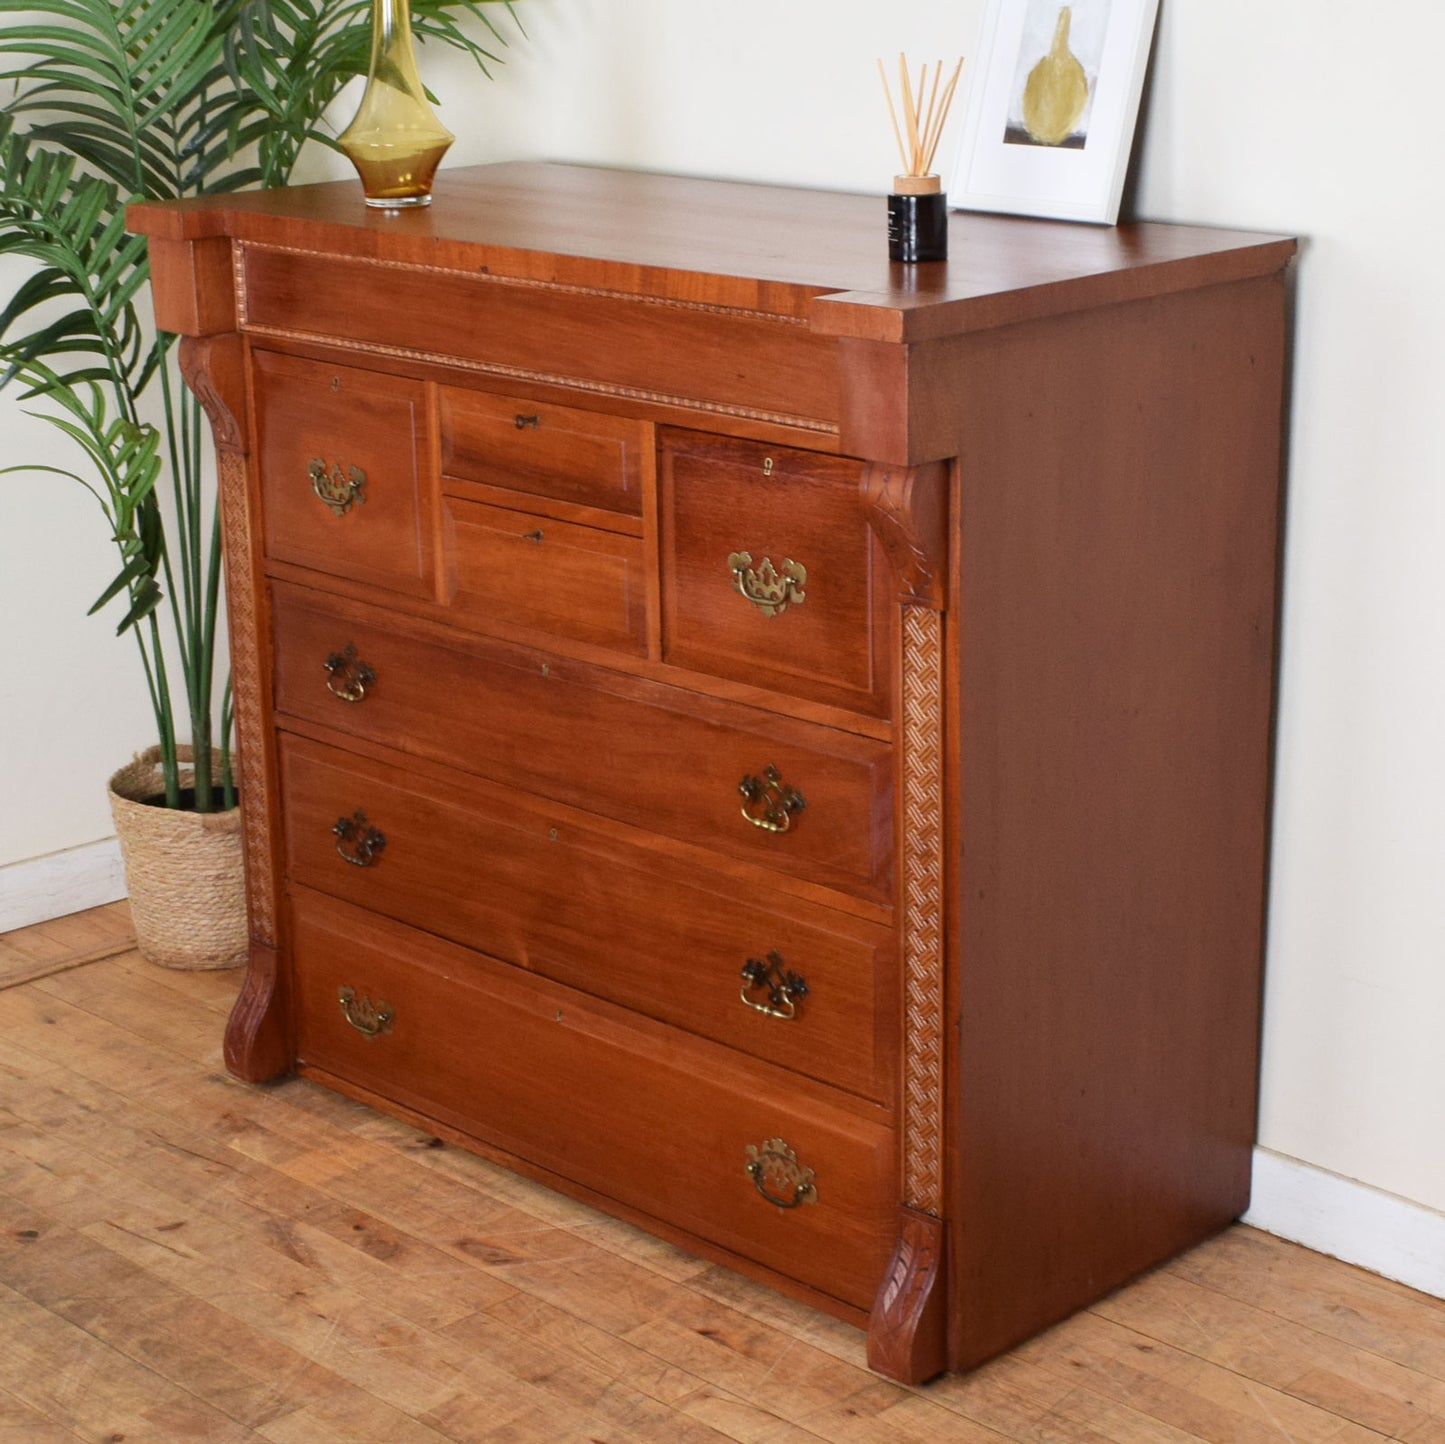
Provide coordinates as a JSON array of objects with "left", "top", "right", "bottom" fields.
[{"left": 5, "top": 0, "right": 1442, "bottom": 1254}]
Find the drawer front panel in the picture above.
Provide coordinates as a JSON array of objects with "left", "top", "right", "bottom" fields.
[
  {"left": 241, "top": 247, "right": 841, "bottom": 430},
  {"left": 253, "top": 350, "right": 431, "bottom": 597},
  {"left": 292, "top": 891, "right": 894, "bottom": 1308},
  {"left": 280, "top": 733, "right": 892, "bottom": 1100},
  {"left": 440, "top": 387, "right": 645, "bottom": 515},
  {"left": 272, "top": 586, "right": 893, "bottom": 899},
  {"left": 660, "top": 430, "right": 887, "bottom": 716},
  {"left": 442, "top": 496, "right": 647, "bottom": 654}
]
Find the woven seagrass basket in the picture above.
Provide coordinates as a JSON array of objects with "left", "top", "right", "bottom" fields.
[{"left": 108, "top": 745, "right": 247, "bottom": 970}]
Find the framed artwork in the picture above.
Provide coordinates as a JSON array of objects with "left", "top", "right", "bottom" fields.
[{"left": 949, "top": 0, "right": 1160, "bottom": 224}]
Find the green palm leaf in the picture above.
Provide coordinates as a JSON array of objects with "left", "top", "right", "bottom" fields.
[{"left": 2, "top": 0, "right": 521, "bottom": 807}]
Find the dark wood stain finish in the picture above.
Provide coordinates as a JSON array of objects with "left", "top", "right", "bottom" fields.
[{"left": 131, "top": 162, "right": 1294, "bottom": 1383}]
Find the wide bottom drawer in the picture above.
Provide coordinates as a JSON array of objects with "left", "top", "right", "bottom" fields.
[{"left": 292, "top": 889, "right": 894, "bottom": 1310}]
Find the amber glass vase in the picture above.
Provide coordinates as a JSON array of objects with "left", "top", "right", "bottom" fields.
[{"left": 339, "top": 0, "right": 455, "bottom": 208}]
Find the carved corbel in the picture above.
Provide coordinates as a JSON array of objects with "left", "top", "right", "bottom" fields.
[
  {"left": 860, "top": 459, "right": 950, "bottom": 608},
  {"left": 179, "top": 333, "right": 246, "bottom": 452}
]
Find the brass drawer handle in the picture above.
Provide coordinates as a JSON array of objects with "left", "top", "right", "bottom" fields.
[
  {"left": 308, "top": 457, "right": 367, "bottom": 516},
  {"left": 745, "top": 1138, "right": 817, "bottom": 1209},
  {"left": 727, "top": 551, "right": 806, "bottom": 618},
  {"left": 333, "top": 811, "right": 386, "bottom": 867},
  {"left": 514, "top": 412, "right": 540, "bottom": 430},
  {"left": 338, "top": 985, "right": 394, "bottom": 1038},
  {"left": 740, "top": 952, "right": 808, "bottom": 1021},
  {"left": 323, "top": 643, "right": 375, "bottom": 702},
  {"left": 739, "top": 765, "right": 805, "bottom": 833}
]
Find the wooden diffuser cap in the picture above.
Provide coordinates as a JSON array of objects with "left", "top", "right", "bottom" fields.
[{"left": 893, "top": 173, "right": 942, "bottom": 196}]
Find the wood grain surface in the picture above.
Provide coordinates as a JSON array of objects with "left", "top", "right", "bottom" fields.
[{"left": 133, "top": 165, "right": 1297, "bottom": 1383}]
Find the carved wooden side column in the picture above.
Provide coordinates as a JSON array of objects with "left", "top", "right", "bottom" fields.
[
  {"left": 861, "top": 458, "right": 951, "bottom": 1384},
  {"left": 157, "top": 233, "right": 292, "bottom": 1083}
]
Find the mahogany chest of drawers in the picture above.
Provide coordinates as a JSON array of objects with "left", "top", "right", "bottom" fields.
[{"left": 131, "top": 165, "right": 1295, "bottom": 1382}]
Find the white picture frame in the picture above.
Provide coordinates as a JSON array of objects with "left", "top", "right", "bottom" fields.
[{"left": 949, "top": 0, "right": 1160, "bottom": 224}]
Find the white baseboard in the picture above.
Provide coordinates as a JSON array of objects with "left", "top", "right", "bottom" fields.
[
  {"left": 1246, "top": 1147, "right": 1445, "bottom": 1301},
  {"left": 0, "top": 839, "right": 128, "bottom": 935}
]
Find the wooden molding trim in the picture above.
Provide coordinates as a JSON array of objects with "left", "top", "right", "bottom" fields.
[
  {"left": 214, "top": 446, "right": 277, "bottom": 952},
  {"left": 235, "top": 240, "right": 812, "bottom": 327},
  {"left": 899, "top": 604, "right": 946, "bottom": 1216},
  {"left": 237, "top": 321, "right": 839, "bottom": 438}
]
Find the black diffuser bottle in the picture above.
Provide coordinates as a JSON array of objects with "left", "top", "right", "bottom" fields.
[{"left": 888, "top": 173, "right": 948, "bottom": 263}]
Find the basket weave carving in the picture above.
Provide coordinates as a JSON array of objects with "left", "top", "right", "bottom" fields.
[{"left": 108, "top": 745, "right": 247, "bottom": 971}]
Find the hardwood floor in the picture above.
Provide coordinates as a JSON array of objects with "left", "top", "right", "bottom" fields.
[{"left": 1, "top": 906, "right": 1442, "bottom": 1443}]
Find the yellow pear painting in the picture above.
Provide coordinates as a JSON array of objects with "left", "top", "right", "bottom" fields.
[
  {"left": 1023, "top": 9, "right": 1088, "bottom": 144},
  {"left": 1005, "top": 0, "right": 1112, "bottom": 149}
]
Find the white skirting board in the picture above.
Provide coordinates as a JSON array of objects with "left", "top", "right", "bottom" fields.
[
  {"left": 0, "top": 839, "right": 127, "bottom": 935},
  {"left": 1245, "top": 1147, "right": 1445, "bottom": 1301}
]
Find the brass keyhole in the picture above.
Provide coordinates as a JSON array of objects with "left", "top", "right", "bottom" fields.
[{"left": 762, "top": 457, "right": 774, "bottom": 477}]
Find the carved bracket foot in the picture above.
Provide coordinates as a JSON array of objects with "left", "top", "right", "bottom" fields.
[
  {"left": 223, "top": 942, "right": 294, "bottom": 1082},
  {"left": 868, "top": 1205, "right": 947, "bottom": 1384}
]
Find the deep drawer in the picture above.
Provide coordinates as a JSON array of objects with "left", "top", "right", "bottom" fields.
[
  {"left": 292, "top": 889, "right": 894, "bottom": 1310},
  {"left": 279, "top": 732, "right": 893, "bottom": 1101},
  {"left": 271, "top": 583, "right": 893, "bottom": 902},
  {"left": 439, "top": 386, "right": 646, "bottom": 516},
  {"left": 660, "top": 429, "right": 889, "bottom": 717},
  {"left": 253, "top": 349, "right": 432, "bottom": 598},
  {"left": 442, "top": 495, "right": 647, "bottom": 654}
]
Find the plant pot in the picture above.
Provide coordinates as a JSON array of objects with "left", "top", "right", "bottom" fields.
[{"left": 108, "top": 745, "right": 247, "bottom": 970}]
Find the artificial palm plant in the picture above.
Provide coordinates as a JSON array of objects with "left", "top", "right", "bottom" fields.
[{"left": 0, "top": 0, "right": 515, "bottom": 809}]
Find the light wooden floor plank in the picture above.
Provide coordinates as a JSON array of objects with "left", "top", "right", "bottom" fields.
[{"left": 1, "top": 905, "right": 1443, "bottom": 1443}]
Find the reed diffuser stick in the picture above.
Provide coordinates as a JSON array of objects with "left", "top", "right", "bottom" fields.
[
  {"left": 877, "top": 58, "right": 909, "bottom": 173},
  {"left": 878, "top": 52, "right": 965, "bottom": 178}
]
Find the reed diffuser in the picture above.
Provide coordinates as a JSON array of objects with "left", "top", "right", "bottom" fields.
[{"left": 877, "top": 54, "right": 964, "bottom": 262}]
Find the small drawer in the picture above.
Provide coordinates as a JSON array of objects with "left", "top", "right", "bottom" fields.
[
  {"left": 440, "top": 387, "right": 646, "bottom": 516},
  {"left": 443, "top": 495, "right": 647, "bottom": 654},
  {"left": 271, "top": 585, "right": 893, "bottom": 902},
  {"left": 660, "top": 429, "right": 889, "bottom": 717},
  {"left": 279, "top": 732, "right": 893, "bottom": 1101},
  {"left": 292, "top": 890, "right": 894, "bottom": 1309},
  {"left": 254, "top": 350, "right": 431, "bottom": 597}
]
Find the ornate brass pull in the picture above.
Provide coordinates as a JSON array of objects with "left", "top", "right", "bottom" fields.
[
  {"left": 309, "top": 457, "right": 367, "bottom": 516},
  {"left": 514, "top": 412, "right": 540, "bottom": 430},
  {"left": 323, "top": 643, "right": 375, "bottom": 703},
  {"left": 739, "top": 765, "right": 805, "bottom": 834},
  {"left": 333, "top": 811, "right": 386, "bottom": 867},
  {"left": 745, "top": 1139, "right": 818, "bottom": 1209},
  {"left": 740, "top": 952, "right": 808, "bottom": 1021},
  {"left": 338, "top": 985, "right": 394, "bottom": 1038},
  {"left": 727, "top": 551, "right": 806, "bottom": 618}
]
